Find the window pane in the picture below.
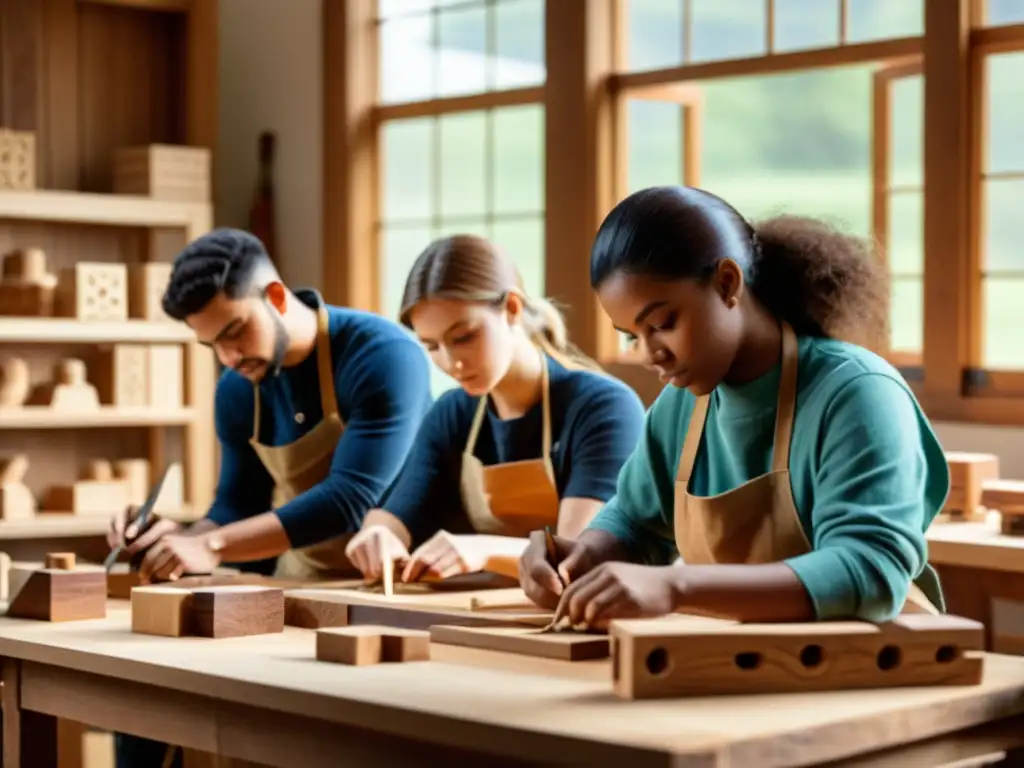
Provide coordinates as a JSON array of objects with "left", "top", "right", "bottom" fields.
[
  {"left": 494, "top": 0, "right": 545, "bottom": 89},
  {"left": 380, "top": 226, "right": 434, "bottom": 321},
  {"left": 627, "top": 100, "right": 683, "bottom": 193},
  {"left": 437, "top": 5, "right": 488, "bottom": 97},
  {"left": 887, "top": 192, "right": 923, "bottom": 277},
  {"left": 890, "top": 277, "right": 923, "bottom": 353},
  {"left": 988, "top": 0, "right": 1024, "bottom": 25},
  {"left": 984, "top": 179, "right": 1024, "bottom": 273},
  {"left": 380, "top": 16, "right": 435, "bottom": 104},
  {"left": 439, "top": 112, "right": 487, "bottom": 219},
  {"left": 691, "top": 0, "right": 766, "bottom": 62},
  {"left": 987, "top": 53, "right": 1024, "bottom": 175},
  {"left": 846, "top": 0, "right": 923, "bottom": 42},
  {"left": 890, "top": 74, "right": 923, "bottom": 188},
  {"left": 984, "top": 278, "right": 1024, "bottom": 369},
  {"left": 773, "top": 0, "right": 840, "bottom": 52},
  {"left": 493, "top": 105, "right": 544, "bottom": 214},
  {"left": 492, "top": 218, "right": 545, "bottom": 300},
  {"left": 382, "top": 119, "right": 434, "bottom": 223},
  {"left": 378, "top": 0, "right": 434, "bottom": 18},
  {"left": 627, "top": 0, "right": 684, "bottom": 71}
]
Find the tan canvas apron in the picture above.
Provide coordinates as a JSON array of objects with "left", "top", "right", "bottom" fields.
[
  {"left": 673, "top": 321, "right": 940, "bottom": 616},
  {"left": 248, "top": 301, "right": 356, "bottom": 579},
  {"left": 459, "top": 353, "right": 561, "bottom": 537}
]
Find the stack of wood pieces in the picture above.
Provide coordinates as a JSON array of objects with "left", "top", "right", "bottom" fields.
[
  {"left": 981, "top": 479, "right": 1024, "bottom": 535},
  {"left": 131, "top": 584, "right": 285, "bottom": 638},
  {"left": 943, "top": 452, "right": 1000, "bottom": 522},
  {"left": 5, "top": 552, "right": 106, "bottom": 622},
  {"left": 316, "top": 625, "right": 429, "bottom": 666}
]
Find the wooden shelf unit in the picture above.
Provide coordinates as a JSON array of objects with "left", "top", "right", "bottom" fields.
[
  {"left": 0, "top": 317, "right": 195, "bottom": 344},
  {"left": 0, "top": 407, "right": 196, "bottom": 429}
]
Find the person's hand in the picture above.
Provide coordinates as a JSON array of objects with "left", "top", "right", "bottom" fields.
[
  {"left": 345, "top": 525, "right": 410, "bottom": 581},
  {"left": 107, "top": 505, "right": 181, "bottom": 553},
  {"left": 401, "top": 531, "right": 486, "bottom": 582},
  {"left": 553, "top": 562, "right": 681, "bottom": 627},
  {"left": 519, "top": 530, "right": 596, "bottom": 609},
  {"left": 138, "top": 533, "right": 221, "bottom": 583}
]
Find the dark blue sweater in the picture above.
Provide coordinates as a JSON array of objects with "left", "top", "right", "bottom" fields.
[
  {"left": 381, "top": 355, "right": 646, "bottom": 546},
  {"left": 206, "top": 290, "right": 434, "bottom": 548}
]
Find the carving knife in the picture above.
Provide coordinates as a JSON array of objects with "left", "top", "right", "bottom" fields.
[{"left": 103, "top": 464, "right": 171, "bottom": 572}]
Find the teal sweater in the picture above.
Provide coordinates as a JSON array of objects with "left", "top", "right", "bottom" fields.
[{"left": 588, "top": 336, "right": 949, "bottom": 622}]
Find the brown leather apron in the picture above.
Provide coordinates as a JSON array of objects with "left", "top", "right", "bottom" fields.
[
  {"left": 248, "top": 302, "right": 356, "bottom": 579},
  {"left": 459, "top": 353, "right": 560, "bottom": 537},
  {"left": 673, "top": 321, "right": 939, "bottom": 615}
]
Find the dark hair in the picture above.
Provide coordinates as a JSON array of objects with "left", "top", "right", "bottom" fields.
[
  {"left": 161, "top": 228, "right": 274, "bottom": 321},
  {"left": 400, "top": 234, "right": 601, "bottom": 371},
  {"left": 589, "top": 186, "right": 889, "bottom": 350}
]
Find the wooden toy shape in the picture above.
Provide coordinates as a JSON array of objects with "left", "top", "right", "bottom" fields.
[
  {"left": 0, "top": 454, "right": 37, "bottom": 521},
  {"left": 56, "top": 262, "right": 128, "bottom": 321},
  {"left": 42, "top": 459, "right": 130, "bottom": 515},
  {"left": 0, "top": 357, "right": 29, "bottom": 408},
  {"left": 943, "top": 452, "right": 1000, "bottom": 522},
  {"left": 26, "top": 358, "right": 101, "bottom": 410},
  {"left": 90, "top": 344, "right": 148, "bottom": 407},
  {"left": 6, "top": 559, "right": 106, "bottom": 622},
  {"left": 128, "top": 263, "right": 173, "bottom": 321},
  {"left": 0, "top": 129, "right": 36, "bottom": 190},
  {"left": 981, "top": 479, "right": 1024, "bottom": 535},
  {"left": 609, "top": 613, "right": 984, "bottom": 700},
  {"left": 113, "top": 144, "right": 211, "bottom": 202},
  {"left": 191, "top": 586, "right": 285, "bottom": 638},
  {"left": 131, "top": 586, "right": 195, "bottom": 636},
  {"left": 316, "top": 625, "right": 430, "bottom": 666},
  {"left": 429, "top": 625, "right": 609, "bottom": 662},
  {"left": 0, "top": 248, "right": 57, "bottom": 316}
]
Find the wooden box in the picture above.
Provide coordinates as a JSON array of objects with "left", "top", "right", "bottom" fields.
[
  {"left": 0, "top": 129, "right": 35, "bottom": 190},
  {"left": 128, "top": 262, "right": 173, "bottom": 321},
  {"left": 90, "top": 344, "right": 148, "bottom": 407},
  {"left": 113, "top": 144, "right": 211, "bottom": 202},
  {"left": 55, "top": 262, "right": 128, "bottom": 321},
  {"left": 943, "top": 452, "right": 1000, "bottom": 521}
]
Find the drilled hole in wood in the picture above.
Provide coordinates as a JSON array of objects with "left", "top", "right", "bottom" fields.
[
  {"left": 799, "top": 644, "right": 824, "bottom": 668},
  {"left": 645, "top": 647, "right": 670, "bottom": 676},
  {"left": 935, "top": 645, "right": 958, "bottom": 663},
  {"left": 734, "top": 652, "right": 761, "bottom": 670},
  {"left": 877, "top": 645, "right": 901, "bottom": 671}
]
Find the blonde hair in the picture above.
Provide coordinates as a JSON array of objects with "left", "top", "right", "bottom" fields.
[{"left": 399, "top": 234, "right": 601, "bottom": 372}]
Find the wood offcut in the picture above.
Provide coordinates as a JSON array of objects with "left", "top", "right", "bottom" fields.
[{"left": 316, "top": 625, "right": 430, "bottom": 666}]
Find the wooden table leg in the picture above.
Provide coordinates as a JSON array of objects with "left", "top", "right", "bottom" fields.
[{"left": 2, "top": 657, "right": 58, "bottom": 768}]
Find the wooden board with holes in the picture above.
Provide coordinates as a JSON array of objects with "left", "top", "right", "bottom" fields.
[
  {"left": 430, "top": 624, "right": 610, "bottom": 661},
  {"left": 609, "top": 612, "right": 985, "bottom": 700}
]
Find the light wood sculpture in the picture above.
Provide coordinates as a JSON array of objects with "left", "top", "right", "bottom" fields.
[
  {"left": 609, "top": 613, "right": 984, "bottom": 700},
  {"left": 316, "top": 625, "right": 430, "bottom": 666},
  {"left": 0, "top": 454, "right": 37, "bottom": 520},
  {"left": 26, "top": 358, "right": 101, "bottom": 410},
  {"left": 981, "top": 479, "right": 1024, "bottom": 535},
  {"left": 41, "top": 459, "right": 130, "bottom": 515},
  {"left": 91, "top": 344, "right": 148, "bottom": 407},
  {"left": 0, "top": 247, "right": 57, "bottom": 316},
  {"left": 0, "top": 129, "right": 36, "bottom": 190},
  {"left": 127, "top": 262, "right": 173, "bottom": 322},
  {"left": 0, "top": 358, "right": 29, "bottom": 408},
  {"left": 6, "top": 555, "right": 106, "bottom": 622},
  {"left": 55, "top": 262, "right": 128, "bottom": 321},
  {"left": 943, "top": 452, "right": 1000, "bottom": 522},
  {"left": 131, "top": 584, "right": 285, "bottom": 638}
]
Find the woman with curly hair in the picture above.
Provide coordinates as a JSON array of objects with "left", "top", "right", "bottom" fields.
[{"left": 519, "top": 185, "right": 949, "bottom": 626}]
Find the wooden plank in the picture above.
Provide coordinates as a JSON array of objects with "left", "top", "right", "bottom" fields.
[{"left": 430, "top": 625, "right": 610, "bottom": 662}]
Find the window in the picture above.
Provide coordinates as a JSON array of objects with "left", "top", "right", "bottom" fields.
[{"left": 986, "top": 0, "right": 1024, "bottom": 26}]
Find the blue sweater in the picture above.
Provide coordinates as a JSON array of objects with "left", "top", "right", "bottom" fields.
[
  {"left": 381, "top": 355, "right": 646, "bottom": 546},
  {"left": 206, "top": 290, "right": 434, "bottom": 548}
]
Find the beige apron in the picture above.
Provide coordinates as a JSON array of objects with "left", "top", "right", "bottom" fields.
[
  {"left": 249, "top": 301, "right": 357, "bottom": 579},
  {"left": 673, "top": 321, "right": 940, "bottom": 616},
  {"left": 459, "top": 353, "right": 560, "bottom": 537}
]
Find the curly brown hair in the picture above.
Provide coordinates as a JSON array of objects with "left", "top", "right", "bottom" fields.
[{"left": 589, "top": 186, "right": 889, "bottom": 353}]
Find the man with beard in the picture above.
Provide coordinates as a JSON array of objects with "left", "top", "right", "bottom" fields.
[{"left": 107, "top": 227, "right": 433, "bottom": 583}]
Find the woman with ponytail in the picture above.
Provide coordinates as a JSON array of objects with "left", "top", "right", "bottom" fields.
[
  {"left": 345, "top": 234, "right": 645, "bottom": 583},
  {"left": 520, "top": 186, "right": 949, "bottom": 626}
]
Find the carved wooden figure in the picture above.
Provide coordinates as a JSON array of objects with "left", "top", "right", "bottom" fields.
[
  {"left": 6, "top": 555, "right": 106, "bottom": 622},
  {"left": 0, "top": 248, "right": 56, "bottom": 316},
  {"left": 26, "top": 359, "right": 101, "bottom": 410},
  {"left": 0, "top": 358, "right": 30, "bottom": 408},
  {"left": 316, "top": 625, "right": 430, "bottom": 666},
  {"left": 0, "top": 454, "right": 37, "bottom": 520},
  {"left": 943, "top": 452, "right": 1000, "bottom": 522}
]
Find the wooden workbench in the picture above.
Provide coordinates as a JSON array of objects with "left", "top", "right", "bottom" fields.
[
  {"left": 928, "top": 518, "right": 1024, "bottom": 653},
  {"left": 1, "top": 601, "right": 1024, "bottom": 767}
]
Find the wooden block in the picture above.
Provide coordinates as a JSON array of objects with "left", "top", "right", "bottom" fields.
[
  {"left": 147, "top": 344, "right": 183, "bottom": 408},
  {"left": 55, "top": 262, "right": 128, "bottom": 321},
  {"left": 430, "top": 625, "right": 610, "bottom": 661},
  {"left": 0, "top": 129, "right": 36, "bottom": 190},
  {"left": 0, "top": 483, "right": 36, "bottom": 520},
  {"left": 113, "top": 144, "right": 211, "bottom": 202},
  {"left": 131, "top": 586, "right": 195, "bottom": 637},
  {"left": 944, "top": 452, "right": 1000, "bottom": 520},
  {"left": 6, "top": 565, "right": 106, "bottom": 622},
  {"left": 0, "top": 552, "right": 11, "bottom": 601},
  {"left": 42, "top": 479, "right": 129, "bottom": 515},
  {"left": 107, "top": 564, "right": 143, "bottom": 600},
  {"left": 45, "top": 552, "right": 75, "bottom": 570},
  {"left": 90, "top": 344, "right": 148, "bottom": 407},
  {"left": 190, "top": 586, "right": 285, "bottom": 638},
  {"left": 127, "top": 262, "right": 173, "bottom": 321},
  {"left": 316, "top": 625, "right": 430, "bottom": 665},
  {"left": 609, "top": 613, "right": 985, "bottom": 700},
  {"left": 0, "top": 358, "right": 29, "bottom": 408}
]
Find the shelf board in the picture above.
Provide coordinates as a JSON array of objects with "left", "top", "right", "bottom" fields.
[
  {"left": 0, "top": 406, "right": 194, "bottom": 428},
  {"left": 0, "top": 507, "right": 199, "bottom": 540},
  {"left": 0, "top": 317, "right": 194, "bottom": 344},
  {"left": 0, "top": 189, "right": 209, "bottom": 229}
]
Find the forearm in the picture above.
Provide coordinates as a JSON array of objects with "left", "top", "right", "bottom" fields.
[
  {"left": 364, "top": 508, "right": 413, "bottom": 549},
  {"left": 183, "top": 518, "right": 220, "bottom": 537},
  {"left": 205, "top": 512, "right": 293, "bottom": 564},
  {"left": 672, "top": 563, "right": 815, "bottom": 623}
]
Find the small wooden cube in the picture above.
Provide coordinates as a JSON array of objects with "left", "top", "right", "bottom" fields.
[
  {"left": 45, "top": 553, "right": 76, "bottom": 570},
  {"left": 316, "top": 625, "right": 430, "bottom": 666},
  {"left": 6, "top": 565, "right": 106, "bottom": 622},
  {"left": 131, "top": 586, "right": 195, "bottom": 637},
  {"left": 113, "top": 144, "right": 211, "bottom": 202},
  {"left": 0, "top": 129, "right": 35, "bottom": 190},
  {"left": 55, "top": 262, "right": 128, "bottom": 321},
  {"left": 190, "top": 586, "right": 285, "bottom": 638}
]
